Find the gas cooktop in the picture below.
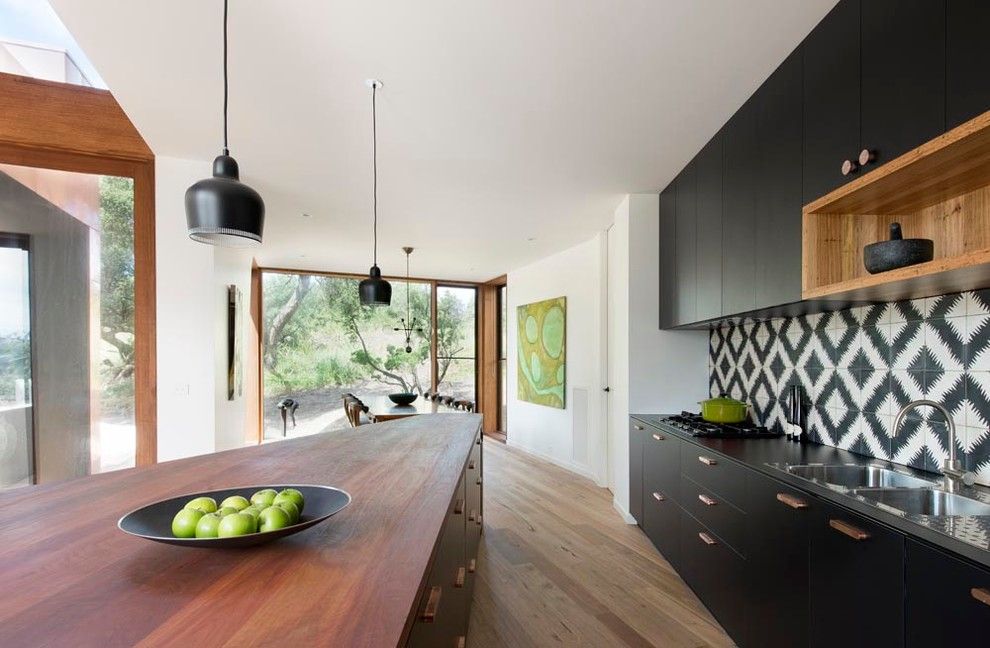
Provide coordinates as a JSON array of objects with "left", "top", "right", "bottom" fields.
[{"left": 659, "top": 412, "right": 783, "bottom": 439}]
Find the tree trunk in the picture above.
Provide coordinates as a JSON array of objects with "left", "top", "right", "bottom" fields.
[{"left": 264, "top": 275, "right": 313, "bottom": 370}]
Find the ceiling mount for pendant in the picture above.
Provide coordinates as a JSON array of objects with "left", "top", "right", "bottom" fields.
[
  {"left": 359, "top": 78, "right": 392, "bottom": 306},
  {"left": 185, "top": 0, "right": 265, "bottom": 247},
  {"left": 394, "top": 246, "right": 424, "bottom": 353}
]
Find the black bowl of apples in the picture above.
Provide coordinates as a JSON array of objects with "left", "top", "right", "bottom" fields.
[{"left": 118, "top": 485, "right": 351, "bottom": 548}]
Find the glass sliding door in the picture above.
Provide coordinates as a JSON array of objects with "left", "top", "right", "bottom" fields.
[
  {"left": 436, "top": 285, "right": 477, "bottom": 403},
  {"left": 0, "top": 164, "right": 136, "bottom": 489},
  {"left": 497, "top": 284, "right": 507, "bottom": 433}
]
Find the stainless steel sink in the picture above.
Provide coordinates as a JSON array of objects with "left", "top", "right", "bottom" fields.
[
  {"left": 784, "top": 464, "right": 935, "bottom": 489},
  {"left": 852, "top": 488, "right": 990, "bottom": 516}
]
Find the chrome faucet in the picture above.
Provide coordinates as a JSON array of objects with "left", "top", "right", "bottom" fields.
[{"left": 892, "top": 399, "right": 975, "bottom": 493}]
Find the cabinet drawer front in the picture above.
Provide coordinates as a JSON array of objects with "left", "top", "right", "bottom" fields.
[
  {"left": 906, "top": 540, "right": 990, "bottom": 643},
  {"left": 644, "top": 428, "right": 681, "bottom": 503},
  {"left": 681, "top": 474, "right": 746, "bottom": 556},
  {"left": 679, "top": 512, "right": 747, "bottom": 642},
  {"left": 643, "top": 487, "right": 680, "bottom": 569},
  {"left": 680, "top": 443, "right": 746, "bottom": 508},
  {"left": 629, "top": 420, "right": 645, "bottom": 524}
]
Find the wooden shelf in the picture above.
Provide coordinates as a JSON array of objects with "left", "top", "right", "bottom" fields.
[{"left": 803, "top": 110, "right": 990, "bottom": 301}]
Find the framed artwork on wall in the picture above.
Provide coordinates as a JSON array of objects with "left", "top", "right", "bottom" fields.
[
  {"left": 228, "top": 285, "right": 243, "bottom": 400},
  {"left": 516, "top": 296, "right": 566, "bottom": 409}
]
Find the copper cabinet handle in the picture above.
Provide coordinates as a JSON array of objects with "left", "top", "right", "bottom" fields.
[
  {"left": 841, "top": 159, "right": 858, "bottom": 175},
  {"left": 698, "top": 494, "right": 717, "bottom": 506},
  {"left": 455, "top": 567, "right": 466, "bottom": 588},
  {"left": 422, "top": 586, "right": 442, "bottom": 622},
  {"left": 457, "top": 637, "right": 466, "bottom": 648},
  {"left": 858, "top": 148, "right": 876, "bottom": 166},
  {"left": 652, "top": 492, "right": 665, "bottom": 502},
  {"left": 634, "top": 424, "right": 644, "bottom": 430},
  {"left": 971, "top": 587, "right": 990, "bottom": 607},
  {"left": 454, "top": 499, "right": 464, "bottom": 514},
  {"left": 829, "top": 518, "right": 870, "bottom": 541},
  {"left": 652, "top": 433, "right": 665, "bottom": 441},
  {"left": 468, "top": 558, "right": 476, "bottom": 573},
  {"left": 776, "top": 493, "right": 808, "bottom": 509},
  {"left": 468, "top": 459, "right": 476, "bottom": 470},
  {"left": 469, "top": 509, "right": 477, "bottom": 522},
  {"left": 698, "top": 532, "right": 717, "bottom": 546},
  {"left": 698, "top": 455, "right": 717, "bottom": 466}
]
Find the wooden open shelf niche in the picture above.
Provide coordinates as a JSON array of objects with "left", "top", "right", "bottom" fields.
[{"left": 803, "top": 110, "right": 990, "bottom": 302}]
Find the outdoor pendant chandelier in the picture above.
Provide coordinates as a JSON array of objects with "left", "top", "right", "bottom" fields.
[
  {"left": 185, "top": 0, "right": 265, "bottom": 246},
  {"left": 394, "top": 246, "right": 424, "bottom": 353},
  {"left": 358, "top": 79, "right": 392, "bottom": 306}
]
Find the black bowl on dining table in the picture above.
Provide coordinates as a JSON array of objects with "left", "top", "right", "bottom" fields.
[
  {"left": 118, "top": 485, "right": 351, "bottom": 548},
  {"left": 388, "top": 392, "right": 418, "bottom": 406}
]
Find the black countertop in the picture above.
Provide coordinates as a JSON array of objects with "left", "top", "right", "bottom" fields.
[{"left": 632, "top": 413, "right": 990, "bottom": 570}]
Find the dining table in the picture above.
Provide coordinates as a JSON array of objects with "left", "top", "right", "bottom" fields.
[{"left": 366, "top": 395, "right": 460, "bottom": 422}]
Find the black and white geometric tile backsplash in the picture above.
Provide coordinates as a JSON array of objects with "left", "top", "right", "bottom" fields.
[{"left": 709, "top": 291, "right": 990, "bottom": 486}]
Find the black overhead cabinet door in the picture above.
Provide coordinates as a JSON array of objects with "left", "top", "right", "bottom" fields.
[
  {"left": 658, "top": 182, "right": 676, "bottom": 329},
  {"left": 695, "top": 133, "right": 723, "bottom": 321},
  {"left": 946, "top": 0, "right": 990, "bottom": 130},
  {"left": 802, "top": 0, "right": 860, "bottom": 203},
  {"left": 860, "top": 0, "right": 945, "bottom": 168},
  {"left": 721, "top": 97, "right": 758, "bottom": 317},
  {"left": 674, "top": 163, "right": 698, "bottom": 325}
]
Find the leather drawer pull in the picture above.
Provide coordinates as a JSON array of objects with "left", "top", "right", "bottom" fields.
[
  {"left": 634, "top": 424, "right": 644, "bottom": 430},
  {"left": 776, "top": 493, "right": 808, "bottom": 509},
  {"left": 454, "top": 499, "right": 464, "bottom": 515},
  {"left": 652, "top": 492, "right": 665, "bottom": 502},
  {"left": 652, "top": 433, "right": 665, "bottom": 441},
  {"left": 455, "top": 567, "right": 466, "bottom": 588},
  {"left": 829, "top": 518, "right": 870, "bottom": 541},
  {"left": 469, "top": 509, "right": 477, "bottom": 522},
  {"left": 468, "top": 558, "right": 476, "bottom": 573},
  {"left": 468, "top": 459, "right": 476, "bottom": 470},
  {"left": 698, "top": 455, "right": 717, "bottom": 466},
  {"left": 422, "top": 586, "right": 442, "bottom": 622},
  {"left": 972, "top": 588, "right": 990, "bottom": 607},
  {"left": 698, "top": 494, "right": 717, "bottom": 506},
  {"left": 457, "top": 637, "right": 466, "bottom": 648},
  {"left": 698, "top": 532, "right": 717, "bottom": 546}
]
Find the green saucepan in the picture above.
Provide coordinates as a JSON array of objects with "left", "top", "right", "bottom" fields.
[{"left": 699, "top": 395, "right": 749, "bottom": 424}]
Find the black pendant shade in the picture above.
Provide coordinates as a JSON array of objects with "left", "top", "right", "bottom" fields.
[
  {"left": 359, "top": 265, "right": 392, "bottom": 306},
  {"left": 186, "top": 154, "right": 265, "bottom": 247}
]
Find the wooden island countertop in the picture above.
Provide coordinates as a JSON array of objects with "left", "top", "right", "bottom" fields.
[{"left": 0, "top": 414, "right": 482, "bottom": 648}]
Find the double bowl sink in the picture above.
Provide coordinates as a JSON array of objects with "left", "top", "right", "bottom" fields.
[{"left": 776, "top": 464, "right": 990, "bottom": 517}]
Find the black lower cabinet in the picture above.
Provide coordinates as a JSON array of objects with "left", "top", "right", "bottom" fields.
[
  {"left": 679, "top": 512, "right": 748, "bottom": 642},
  {"left": 745, "top": 474, "right": 812, "bottom": 648},
  {"left": 809, "top": 501, "right": 904, "bottom": 648},
  {"left": 643, "top": 488, "right": 681, "bottom": 570},
  {"left": 905, "top": 539, "right": 990, "bottom": 644},
  {"left": 629, "top": 420, "right": 645, "bottom": 525}
]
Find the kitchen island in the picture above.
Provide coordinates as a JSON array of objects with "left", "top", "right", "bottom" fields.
[{"left": 0, "top": 414, "right": 483, "bottom": 648}]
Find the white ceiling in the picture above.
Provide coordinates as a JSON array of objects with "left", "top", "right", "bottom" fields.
[{"left": 50, "top": 0, "right": 836, "bottom": 282}]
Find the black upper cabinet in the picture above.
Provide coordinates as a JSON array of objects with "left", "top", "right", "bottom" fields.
[
  {"left": 658, "top": 183, "right": 676, "bottom": 329},
  {"left": 905, "top": 539, "right": 990, "bottom": 644},
  {"left": 755, "top": 49, "right": 803, "bottom": 310},
  {"left": 860, "top": 0, "right": 945, "bottom": 167},
  {"left": 721, "top": 97, "right": 758, "bottom": 316},
  {"left": 674, "top": 164, "right": 698, "bottom": 325},
  {"left": 803, "top": 0, "right": 860, "bottom": 204},
  {"left": 946, "top": 0, "right": 990, "bottom": 130},
  {"left": 695, "top": 133, "right": 723, "bottom": 321}
]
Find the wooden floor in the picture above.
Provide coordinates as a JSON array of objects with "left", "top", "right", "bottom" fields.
[{"left": 467, "top": 440, "right": 733, "bottom": 648}]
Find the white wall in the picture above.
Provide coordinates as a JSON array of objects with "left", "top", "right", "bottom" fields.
[
  {"left": 507, "top": 235, "right": 605, "bottom": 483},
  {"left": 155, "top": 156, "right": 254, "bottom": 461},
  {"left": 607, "top": 197, "right": 630, "bottom": 516}
]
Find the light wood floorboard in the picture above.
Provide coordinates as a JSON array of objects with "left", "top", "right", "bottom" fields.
[{"left": 468, "top": 440, "right": 734, "bottom": 648}]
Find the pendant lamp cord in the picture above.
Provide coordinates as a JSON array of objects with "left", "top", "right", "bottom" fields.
[
  {"left": 222, "top": 0, "right": 229, "bottom": 156},
  {"left": 372, "top": 83, "right": 378, "bottom": 267}
]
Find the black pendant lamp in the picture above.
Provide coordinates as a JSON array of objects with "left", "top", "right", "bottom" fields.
[
  {"left": 185, "top": 0, "right": 265, "bottom": 247},
  {"left": 393, "top": 247, "right": 424, "bottom": 352},
  {"left": 359, "top": 79, "right": 392, "bottom": 306}
]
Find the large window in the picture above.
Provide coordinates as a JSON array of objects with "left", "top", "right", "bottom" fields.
[{"left": 261, "top": 272, "right": 478, "bottom": 440}]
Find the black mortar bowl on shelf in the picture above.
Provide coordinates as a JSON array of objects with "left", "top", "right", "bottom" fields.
[{"left": 863, "top": 222, "right": 934, "bottom": 274}]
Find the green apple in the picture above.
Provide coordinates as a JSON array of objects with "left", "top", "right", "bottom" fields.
[
  {"left": 217, "top": 506, "right": 239, "bottom": 517},
  {"left": 250, "top": 489, "right": 278, "bottom": 508},
  {"left": 184, "top": 496, "right": 218, "bottom": 514},
  {"left": 218, "top": 512, "right": 256, "bottom": 537},
  {"left": 259, "top": 505, "right": 291, "bottom": 532},
  {"left": 195, "top": 512, "right": 222, "bottom": 538},
  {"left": 172, "top": 508, "right": 205, "bottom": 538},
  {"left": 276, "top": 488, "right": 305, "bottom": 513},
  {"left": 220, "top": 495, "right": 250, "bottom": 511},
  {"left": 274, "top": 499, "right": 300, "bottom": 524}
]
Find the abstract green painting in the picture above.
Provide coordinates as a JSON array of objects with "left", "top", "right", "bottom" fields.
[{"left": 517, "top": 296, "right": 566, "bottom": 409}]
